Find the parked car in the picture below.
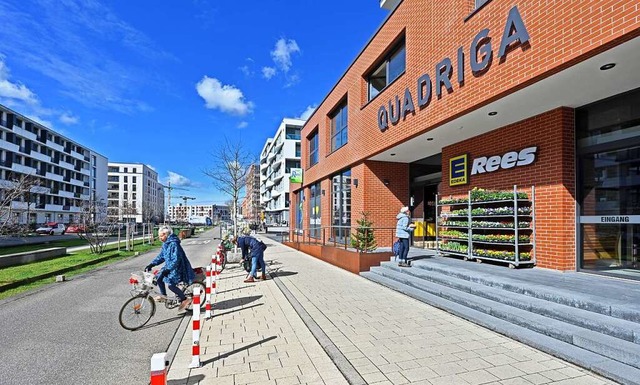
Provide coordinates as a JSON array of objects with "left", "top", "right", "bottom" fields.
[
  {"left": 65, "top": 224, "right": 87, "bottom": 233},
  {"left": 35, "top": 222, "right": 66, "bottom": 235}
]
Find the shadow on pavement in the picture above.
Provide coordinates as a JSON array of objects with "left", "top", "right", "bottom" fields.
[
  {"left": 270, "top": 270, "right": 298, "bottom": 278},
  {"left": 213, "top": 295, "right": 262, "bottom": 310},
  {"left": 201, "top": 336, "right": 278, "bottom": 365},
  {"left": 168, "top": 374, "right": 205, "bottom": 385},
  {"left": 214, "top": 303, "right": 263, "bottom": 318},
  {"left": 134, "top": 314, "right": 186, "bottom": 331}
]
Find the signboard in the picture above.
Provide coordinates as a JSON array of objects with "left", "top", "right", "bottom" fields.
[
  {"left": 449, "top": 154, "right": 469, "bottom": 186},
  {"left": 580, "top": 216, "right": 640, "bottom": 224},
  {"left": 290, "top": 168, "right": 303, "bottom": 183}
]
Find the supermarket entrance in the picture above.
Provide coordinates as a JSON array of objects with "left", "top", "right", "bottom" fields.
[{"left": 409, "top": 153, "right": 442, "bottom": 249}]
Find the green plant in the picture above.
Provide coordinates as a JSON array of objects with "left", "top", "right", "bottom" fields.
[{"left": 350, "top": 212, "right": 377, "bottom": 252}]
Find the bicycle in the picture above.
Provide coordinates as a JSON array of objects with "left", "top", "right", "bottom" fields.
[{"left": 118, "top": 268, "right": 206, "bottom": 331}]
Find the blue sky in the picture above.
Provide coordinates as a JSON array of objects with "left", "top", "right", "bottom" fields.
[{"left": 0, "top": 0, "right": 388, "bottom": 205}]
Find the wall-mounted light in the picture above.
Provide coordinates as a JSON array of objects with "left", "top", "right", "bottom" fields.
[
  {"left": 600, "top": 63, "right": 616, "bottom": 71},
  {"left": 321, "top": 189, "right": 325, "bottom": 196},
  {"left": 383, "top": 179, "right": 390, "bottom": 186},
  {"left": 353, "top": 179, "right": 359, "bottom": 188}
]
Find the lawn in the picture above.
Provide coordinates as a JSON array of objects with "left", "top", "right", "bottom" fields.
[{"left": 0, "top": 239, "right": 161, "bottom": 300}]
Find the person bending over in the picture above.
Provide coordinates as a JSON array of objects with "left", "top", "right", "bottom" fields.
[{"left": 233, "top": 234, "right": 267, "bottom": 283}]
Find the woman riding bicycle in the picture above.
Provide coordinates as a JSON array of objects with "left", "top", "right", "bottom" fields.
[{"left": 145, "top": 225, "right": 195, "bottom": 311}]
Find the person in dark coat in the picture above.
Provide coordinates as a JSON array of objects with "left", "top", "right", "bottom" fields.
[
  {"left": 145, "top": 225, "right": 196, "bottom": 310},
  {"left": 232, "top": 234, "right": 267, "bottom": 283}
]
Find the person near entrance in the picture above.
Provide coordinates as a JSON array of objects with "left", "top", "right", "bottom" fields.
[{"left": 396, "top": 206, "right": 415, "bottom": 267}]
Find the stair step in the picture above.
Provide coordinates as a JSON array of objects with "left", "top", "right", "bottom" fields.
[
  {"left": 368, "top": 266, "right": 640, "bottom": 370},
  {"left": 407, "top": 259, "right": 640, "bottom": 323},
  {"left": 361, "top": 271, "right": 640, "bottom": 385},
  {"left": 381, "top": 262, "right": 640, "bottom": 344}
]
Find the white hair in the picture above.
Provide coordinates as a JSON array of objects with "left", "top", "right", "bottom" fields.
[{"left": 158, "top": 225, "right": 173, "bottom": 236}]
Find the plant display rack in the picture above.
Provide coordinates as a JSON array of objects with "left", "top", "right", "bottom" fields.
[{"left": 436, "top": 185, "right": 536, "bottom": 268}]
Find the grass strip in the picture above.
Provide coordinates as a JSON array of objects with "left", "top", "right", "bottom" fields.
[{"left": 0, "top": 239, "right": 161, "bottom": 298}]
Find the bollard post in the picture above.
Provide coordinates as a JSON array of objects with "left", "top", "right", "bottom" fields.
[
  {"left": 205, "top": 265, "right": 212, "bottom": 319},
  {"left": 189, "top": 286, "right": 201, "bottom": 368},
  {"left": 150, "top": 352, "right": 168, "bottom": 385}
]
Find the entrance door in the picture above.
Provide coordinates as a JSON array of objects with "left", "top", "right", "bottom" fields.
[{"left": 579, "top": 145, "right": 640, "bottom": 278}]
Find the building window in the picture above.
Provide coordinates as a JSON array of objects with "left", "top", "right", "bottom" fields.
[
  {"left": 309, "top": 130, "right": 319, "bottom": 166},
  {"left": 309, "top": 183, "right": 322, "bottom": 238},
  {"left": 330, "top": 102, "right": 348, "bottom": 152},
  {"left": 368, "top": 39, "right": 406, "bottom": 100},
  {"left": 331, "top": 169, "right": 351, "bottom": 243},
  {"left": 475, "top": 0, "right": 489, "bottom": 9}
]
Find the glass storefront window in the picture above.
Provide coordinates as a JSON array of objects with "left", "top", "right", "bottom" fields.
[
  {"left": 331, "top": 169, "right": 351, "bottom": 243},
  {"left": 309, "top": 183, "right": 321, "bottom": 238},
  {"left": 578, "top": 88, "right": 640, "bottom": 278}
]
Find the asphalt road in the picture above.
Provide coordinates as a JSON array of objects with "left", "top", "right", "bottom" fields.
[{"left": 0, "top": 229, "right": 218, "bottom": 385}]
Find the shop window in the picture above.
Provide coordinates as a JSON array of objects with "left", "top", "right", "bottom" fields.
[
  {"left": 309, "top": 182, "right": 322, "bottom": 238},
  {"left": 367, "top": 39, "right": 405, "bottom": 101},
  {"left": 331, "top": 169, "right": 351, "bottom": 243},
  {"left": 330, "top": 102, "right": 348, "bottom": 152},
  {"left": 308, "top": 129, "right": 319, "bottom": 166}
]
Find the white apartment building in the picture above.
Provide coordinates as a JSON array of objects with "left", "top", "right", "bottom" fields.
[
  {"left": 0, "top": 104, "right": 108, "bottom": 226},
  {"left": 260, "top": 118, "right": 304, "bottom": 225},
  {"left": 107, "top": 162, "right": 164, "bottom": 224},
  {"left": 167, "top": 204, "right": 230, "bottom": 223}
]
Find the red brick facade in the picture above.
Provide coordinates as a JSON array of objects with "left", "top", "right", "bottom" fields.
[{"left": 290, "top": 0, "right": 640, "bottom": 271}]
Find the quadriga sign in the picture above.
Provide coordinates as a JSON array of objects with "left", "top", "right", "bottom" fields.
[{"left": 378, "top": 6, "right": 530, "bottom": 131}]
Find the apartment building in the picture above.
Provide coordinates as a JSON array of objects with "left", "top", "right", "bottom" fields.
[
  {"left": 107, "top": 162, "right": 164, "bottom": 224},
  {"left": 291, "top": 0, "right": 640, "bottom": 279},
  {"left": 260, "top": 118, "right": 304, "bottom": 225},
  {"left": 0, "top": 104, "right": 107, "bottom": 226},
  {"left": 242, "top": 164, "right": 261, "bottom": 224},
  {"left": 167, "top": 204, "right": 230, "bottom": 223}
]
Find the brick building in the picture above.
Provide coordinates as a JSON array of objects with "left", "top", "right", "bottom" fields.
[{"left": 290, "top": 0, "right": 640, "bottom": 279}]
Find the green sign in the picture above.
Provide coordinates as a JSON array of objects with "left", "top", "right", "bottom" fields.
[{"left": 290, "top": 168, "right": 303, "bottom": 183}]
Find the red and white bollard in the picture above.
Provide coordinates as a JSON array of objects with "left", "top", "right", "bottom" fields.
[
  {"left": 205, "top": 265, "right": 212, "bottom": 319},
  {"left": 189, "top": 286, "right": 201, "bottom": 368},
  {"left": 150, "top": 352, "right": 168, "bottom": 385}
]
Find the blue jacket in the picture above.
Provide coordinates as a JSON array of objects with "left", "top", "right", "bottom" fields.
[
  {"left": 237, "top": 235, "right": 264, "bottom": 258},
  {"left": 395, "top": 213, "right": 414, "bottom": 239},
  {"left": 149, "top": 234, "right": 195, "bottom": 285}
]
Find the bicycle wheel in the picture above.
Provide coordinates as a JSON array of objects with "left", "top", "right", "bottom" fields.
[
  {"left": 220, "top": 252, "right": 227, "bottom": 271},
  {"left": 184, "top": 282, "right": 206, "bottom": 311},
  {"left": 119, "top": 295, "right": 155, "bottom": 330}
]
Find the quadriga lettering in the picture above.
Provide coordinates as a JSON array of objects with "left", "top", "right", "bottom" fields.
[{"left": 378, "top": 6, "right": 530, "bottom": 131}]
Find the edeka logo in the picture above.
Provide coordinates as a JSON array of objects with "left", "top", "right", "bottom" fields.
[
  {"left": 449, "top": 154, "right": 469, "bottom": 186},
  {"left": 378, "top": 6, "right": 530, "bottom": 131},
  {"left": 471, "top": 146, "right": 537, "bottom": 175}
]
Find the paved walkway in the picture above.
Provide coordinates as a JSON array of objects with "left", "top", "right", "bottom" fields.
[{"left": 167, "top": 241, "right": 616, "bottom": 385}]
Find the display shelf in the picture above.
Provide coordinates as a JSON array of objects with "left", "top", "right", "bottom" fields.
[{"left": 436, "top": 185, "right": 536, "bottom": 268}]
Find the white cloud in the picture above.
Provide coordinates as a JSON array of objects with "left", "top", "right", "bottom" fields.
[
  {"left": 165, "top": 171, "right": 194, "bottom": 187},
  {"left": 271, "top": 38, "right": 300, "bottom": 73},
  {"left": 239, "top": 65, "right": 253, "bottom": 77},
  {"left": 237, "top": 121, "right": 248, "bottom": 129},
  {"left": 196, "top": 76, "right": 254, "bottom": 116},
  {"left": 0, "top": 58, "right": 38, "bottom": 105},
  {"left": 297, "top": 105, "right": 316, "bottom": 120},
  {"left": 262, "top": 67, "right": 276, "bottom": 79},
  {"left": 59, "top": 112, "right": 79, "bottom": 125},
  {"left": 146, "top": 164, "right": 156, "bottom": 171}
]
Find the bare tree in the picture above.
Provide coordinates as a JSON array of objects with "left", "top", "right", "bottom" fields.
[
  {"left": 203, "top": 137, "right": 255, "bottom": 237},
  {"left": 0, "top": 173, "right": 45, "bottom": 235},
  {"left": 75, "top": 196, "right": 113, "bottom": 254}
]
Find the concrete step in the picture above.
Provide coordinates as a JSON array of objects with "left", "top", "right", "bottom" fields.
[
  {"left": 361, "top": 270, "right": 640, "bottom": 385},
  {"left": 382, "top": 261, "right": 640, "bottom": 344},
  {"left": 409, "top": 258, "right": 640, "bottom": 323}
]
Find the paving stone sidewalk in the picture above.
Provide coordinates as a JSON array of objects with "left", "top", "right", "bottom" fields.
[{"left": 168, "top": 241, "right": 617, "bottom": 385}]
